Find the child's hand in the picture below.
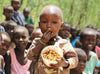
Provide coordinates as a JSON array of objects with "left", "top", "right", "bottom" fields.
[
  {"left": 41, "top": 29, "right": 52, "bottom": 43},
  {"left": 50, "top": 57, "right": 69, "bottom": 68}
]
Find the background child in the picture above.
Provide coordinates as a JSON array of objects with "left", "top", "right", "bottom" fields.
[
  {"left": 70, "top": 48, "right": 87, "bottom": 74},
  {"left": 23, "top": 8, "right": 34, "bottom": 25},
  {"left": 5, "top": 26, "right": 34, "bottom": 74},
  {"left": 27, "top": 5, "right": 78, "bottom": 74},
  {"left": 80, "top": 28, "right": 98, "bottom": 74},
  {"left": 31, "top": 27, "right": 43, "bottom": 40},
  {"left": 25, "top": 23, "right": 34, "bottom": 49},
  {"left": 58, "top": 23, "right": 71, "bottom": 41},
  {"left": 11, "top": 0, "right": 25, "bottom": 26},
  {"left": 70, "top": 26, "right": 77, "bottom": 42},
  {"left": 0, "top": 31, "right": 11, "bottom": 74},
  {"left": 0, "top": 5, "right": 16, "bottom": 27}
]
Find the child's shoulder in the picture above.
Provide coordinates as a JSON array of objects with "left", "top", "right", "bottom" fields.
[{"left": 90, "top": 51, "right": 98, "bottom": 59}]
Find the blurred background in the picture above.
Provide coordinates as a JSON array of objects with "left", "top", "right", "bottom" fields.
[{"left": 0, "top": 0, "right": 100, "bottom": 29}]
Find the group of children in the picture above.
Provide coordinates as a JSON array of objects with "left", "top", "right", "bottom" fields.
[{"left": 0, "top": 0, "right": 100, "bottom": 74}]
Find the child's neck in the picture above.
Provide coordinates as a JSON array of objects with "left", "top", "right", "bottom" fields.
[
  {"left": 15, "top": 48, "right": 25, "bottom": 56},
  {"left": 82, "top": 47, "right": 91, "bottom": 61},
  {"left": 71, "top": 69, "right": 81, "bottom": 74},
  {"left": 5, "top": 18, "right": 11, "bottom": 21}
]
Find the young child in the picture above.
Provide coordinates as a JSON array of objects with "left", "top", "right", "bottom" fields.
[
  {"left": 11, "top": 0, "right": 25, "bottom": 26},
  {"left": 80, "top": 28, "right": 98, "bottom": 74},
  {"left": 27, "top": 5, "right": 78, "bottom": 74},
  {"left": 31, "top": 27, "right": 43, "bottom": 40},
  {"left": 25, "top": 23, "right": 34, "bottom": 38},
  {"left": 70, "top": 26, "right": 77, "bottom": 42},
  {"left": 4, "top": 21, "right": 17, "bottom": 40},
  {"left": 0, "top": 31, "right": 11, "bottom": 74},
  {"left": 25, "top": 23, "right": 34, "bottom": 49},
  {"left": 70, "top": 48, "right": 87, "bottom": 74},
  {"left": 58, "top": 23, "right": 71, "bottom": 41},
  {"left": 0, "top": 5, "right": 16, "bottom": 27},
  {"left": 4, "top": 26, "right": 34, "bottom": 74},
  {"left": 23, "top": 8, "right": 34, "bottom": 25}
]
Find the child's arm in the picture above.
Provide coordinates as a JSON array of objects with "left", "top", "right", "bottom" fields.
[
  {"left": 27, "top": 29, "right": 52, "bottom": 61},
  {"left": 63, "top": 41, "right": 78, "bottom": 69},
  {"left": 3, "top": 51, "right": 11, "bottom": 74}
]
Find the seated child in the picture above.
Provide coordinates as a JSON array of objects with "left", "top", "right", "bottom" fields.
[
  {"left": 23, "top": 8, "right": 34, "bottom": 25},
  {"left": 4, "top": 26, "right": 34, "bottom": 74},
  {"left": 0, "top": 5, "right": 17, "bottom": 27},
  {"left": 27, "top": 5, "right": 78, "bottom": 74},
  {"left": 80, "top": 28, "right": 98, "bottom": 74},
  {"left": 58, "top": 23, "right": 71, "bottom": 41},
  {"left": 11, "top": 0, "right": 25, "bottom": 26},
  {"left": 0, "top": 31, "right": 11, "bottom": 74},
  {"left": 70, "top": 48, "right": 87, "bottom": 74}
]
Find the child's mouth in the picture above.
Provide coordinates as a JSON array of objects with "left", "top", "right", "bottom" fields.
[{"left": 88, "top": 45, "right": 93, "bottom": 50}]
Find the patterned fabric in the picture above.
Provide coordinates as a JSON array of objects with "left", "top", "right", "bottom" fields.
[
  {"left": 12, "top": 11, "right": 25, "bottom": 26},
  {"left": 10, "top": 49, "right": 32, "bottom": 74},
  {"left": 27, "top": 37, "right": 78, "bottom": 74}
]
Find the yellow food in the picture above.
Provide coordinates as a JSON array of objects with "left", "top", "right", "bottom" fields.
[{"left": 43, "top": 50, "right": 60, "bottom": 61}]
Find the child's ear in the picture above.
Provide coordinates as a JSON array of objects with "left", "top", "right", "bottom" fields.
[{"left": 60, "top": 22, "right": 64, "bottom": 29}]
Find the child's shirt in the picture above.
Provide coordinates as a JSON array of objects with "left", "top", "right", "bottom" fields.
[
  {"left": 83, "top": 51, "right": 98, "bottom": 74},
  {"left": 24, "top": 17, "right": 34, "bottom": 25},
  {"left": 71, "top": 36, "right": 80, "bottom": 48},
  {"left": 10, "top": 49, "right": 32, "bottom": 74},
  {"left": 0, "top": 25, "right": 5, "bottom": 32},
  {"left": 12, "top": 11, "right": 25, "bottom": 26},
  {"left": 27, "top": 37, "right": 78, "bottom": 74}
]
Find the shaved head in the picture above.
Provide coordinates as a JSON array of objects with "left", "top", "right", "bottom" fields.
[{"left": 40, "top": 5, "right": 63, "bottom": 21}]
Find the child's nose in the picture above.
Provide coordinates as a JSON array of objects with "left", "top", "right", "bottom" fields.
[
  {"left": 19, "top": 38, "right": 23, "bottom": 41},
  {"left": 47, "top": 23, "right": 51, "bottom": 28}
]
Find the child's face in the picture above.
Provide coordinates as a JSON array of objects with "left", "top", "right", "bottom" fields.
[
  {"left": 58, "top": 26, "right": 70, "bottom": 39},
  {"left": 71, "top": 28, "right": 77, "bottom": 38},
  {"left": 0, "top": 34, "right": 11, "bottom": 55},
  {"left": 26, "top": 24, "right": 34, "bottom": 35},
  {"left": 4, "top": 8, "right": 13, "bottom": 20},
  {"left": 75, "top": 54, "right": 87, "bottom": 73},
  {"left": 14, "top": 29, "right": 29, "bottom": 50},
  {"left": 39, "top": 14, "right": 63, "bottom": 38},
  {"left": 81, "top": 34, "right": 96, "bottom": 50},
  {"left": 32, "top": 32, "right": 43, "bottom": 40},
  {"left": 12, "top": 0, "right": 20, "bottom": 11},
  {"left": 5, "top": 24, "right": 17, "bottom": 39},
  {"left": 24, "top": 11, "right": 29, "bottom": 18}
]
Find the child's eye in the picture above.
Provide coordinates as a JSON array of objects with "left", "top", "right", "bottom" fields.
[
  {"left": 52, "top": 21, "right": 57, "bottom": 24},
  {"left": 22, "top": 36, "right": 26, "bottom": 39},
  {"left": 43, "top": 21, "right": 47, "bottom": 23}
]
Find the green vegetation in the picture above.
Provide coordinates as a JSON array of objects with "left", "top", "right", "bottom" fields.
[{"left": 0, "top": 0, "right": 100, "bottom": 29}]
